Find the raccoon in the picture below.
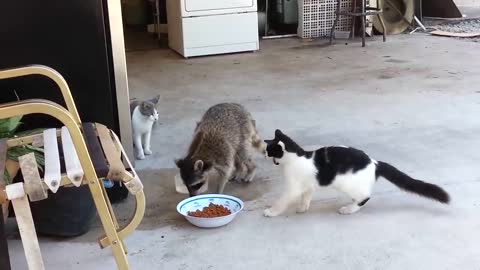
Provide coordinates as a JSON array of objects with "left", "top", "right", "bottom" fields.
[{"left": 175, "top": 103, "right": 264, "bottom": 196}]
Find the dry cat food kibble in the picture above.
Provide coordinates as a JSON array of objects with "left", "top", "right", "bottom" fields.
[{"left": 187, "top": 203, "right": 232, "bottom": 218}]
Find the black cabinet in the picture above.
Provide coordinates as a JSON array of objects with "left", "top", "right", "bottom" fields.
[{"left": 0, "top": 0, "right": 120, "bottom": 134}]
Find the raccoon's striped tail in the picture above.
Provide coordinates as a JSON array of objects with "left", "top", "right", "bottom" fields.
[{"left": 376, "top": 161, "right": 450, "bottom": 204}]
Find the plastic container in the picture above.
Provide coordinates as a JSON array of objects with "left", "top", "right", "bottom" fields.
[{"left": 174, "top": 173, "right": 208, "bottom": 194}]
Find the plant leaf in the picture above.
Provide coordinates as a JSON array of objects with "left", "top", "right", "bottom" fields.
[
  {"left": 3, "top": 170, "right": 10, "bottom": 185},
  {"left": 0, "top": 116, "right": 23, "bottom": 135}
]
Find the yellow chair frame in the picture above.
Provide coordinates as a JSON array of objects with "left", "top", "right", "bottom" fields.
[{"left": 0, "top": 65, "right": 145, "bottom": 270}]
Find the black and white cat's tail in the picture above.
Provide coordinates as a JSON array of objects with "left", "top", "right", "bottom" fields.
[{"left": 376, "top": 161, "right": 450, "bottom": 204}]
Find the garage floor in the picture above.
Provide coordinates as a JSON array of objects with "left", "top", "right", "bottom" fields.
[{"left": 7, "top": 34, "right": 480, "bottom": 269}]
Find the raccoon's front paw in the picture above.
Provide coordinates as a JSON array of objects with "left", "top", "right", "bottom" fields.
[
  {"left": 263, "top": 208, "right": 280, "bottom": 217},
  {"left": 136, "top": 154, "right": 146, "bottom": 160},
  {"left": 144, "top": 149, "right": 153, "bottom": 155}
]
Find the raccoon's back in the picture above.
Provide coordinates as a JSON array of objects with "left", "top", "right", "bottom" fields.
[{"left": 198, "top": 103, "right": 253, "bottom": 137}]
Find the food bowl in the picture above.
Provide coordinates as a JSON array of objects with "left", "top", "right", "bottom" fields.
[{"left": 176, "top": 194, "right": 244, "bottom": 228}]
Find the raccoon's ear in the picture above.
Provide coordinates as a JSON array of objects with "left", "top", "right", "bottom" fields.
[
  {"left": 175, "top": 158, "right": 183, "bottom": 168},
  {"left": 203, "top": 161, "right": 212, "bottom": 171},
  {"left": 194, "top": 160, "right": 204, "bottom": 172}
]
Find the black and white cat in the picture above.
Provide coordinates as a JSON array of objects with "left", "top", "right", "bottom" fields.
[{"left": 263, "top": 129, "right": 450, "bottom": 217}]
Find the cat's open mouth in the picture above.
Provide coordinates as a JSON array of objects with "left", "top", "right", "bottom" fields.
[{"left": 273, "top": 158, "right": 279, "bottom": 165}]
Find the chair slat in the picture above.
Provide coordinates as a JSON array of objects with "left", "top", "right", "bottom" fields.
[
  {"left": 96, "top": 124, "right": 124, "bottom": 181},
  {"left": 18, "top": 153, "right": 47, "bottom": 202},
  {"left": 82, "top": 123, "right": 109, "bottom": 178},
  {"left": 43, "top": 128, "right": 61, "bottom": 193},
  {"left": 110, "top": 132, "right": 143, "bottom": 195},
  {"left": 61, "top": 127, "right": 84, "bottom": 187}
]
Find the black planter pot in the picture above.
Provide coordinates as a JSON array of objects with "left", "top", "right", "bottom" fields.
[
  {"left": 9, "top": 158, "right": 97, "bottom": 237},
  {"left": 29, "top": 185, "right": 97, "bottom": 237},
  {"left": 8, "top": 154, "right": 129, "bottom": 237}
]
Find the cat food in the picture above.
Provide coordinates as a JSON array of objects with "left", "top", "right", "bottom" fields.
[{"left": 187, "top": 203, "right": 232, "bottom": 218}]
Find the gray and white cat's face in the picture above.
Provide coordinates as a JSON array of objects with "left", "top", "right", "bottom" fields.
[{"left": 139, "top": 95, "right": 160, "bottom": 122}]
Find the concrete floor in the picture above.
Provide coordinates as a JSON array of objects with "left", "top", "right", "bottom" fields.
[{"left": 7, "top": 34, "right": 480, "bottom": 269}]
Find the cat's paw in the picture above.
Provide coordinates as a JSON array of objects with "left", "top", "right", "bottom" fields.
[
  {"left": 136, "top": 154, "right": 146, "bottom": 160},
  {"left": 263, "top": 208, "right": 279, "bottom": 217},
  {"left": 338, "top": 204, "right": 360, "bottom": 215},
  {"left": 144, "top": 149, "right": 153, "bottom": 155},
  {"left": 296, "top": 204, "right": 310, "bottom": 213}
]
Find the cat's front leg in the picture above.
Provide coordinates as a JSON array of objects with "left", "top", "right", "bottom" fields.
[
  {"left": 297, "top": 188, "right": 314, "bottom": 213},
  {"left": 264, "top": 188, "right": 300, "bottom": 217},
  {"left": 143, "top": 131, "right": 152, "bottom": 155},
  {"left": 133, "top": 133, "right": 145, "bottom": 160}
]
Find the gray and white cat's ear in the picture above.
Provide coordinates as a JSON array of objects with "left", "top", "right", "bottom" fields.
[{"left": 149, "top": 95, "right": 161, "bottom": 105}]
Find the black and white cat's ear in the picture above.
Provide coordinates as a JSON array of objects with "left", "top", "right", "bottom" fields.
[
  {"left": 149, "top": 95, "right": 161, "bottom": 105},
  {"left": 174, "top": 158, "right": 183, "bottom": 168},
  {"left": 275, "top": 129, "right": 285, "bottom": 139},
  {"left": 264, "top": 139, "right": 274, "bottom": 144}
]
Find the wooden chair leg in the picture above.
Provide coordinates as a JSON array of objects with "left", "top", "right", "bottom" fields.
[
  {"left": 378, "top": 14, "right": 387, "bottom": 42},
  {"left": 351, "top": 0, "right": 357, "bottom": 40},
  {"left": 330, "top": 0, "right": 342, "bottom": 44},
  {"left": 0, "top": 207, "right": 11, "bottom": 270},
  {"left": 361, "top": 0, "right": 366, "bottom": 47},
  {"left": 89, "top": 180, "right": 129, "bottom": 269}
]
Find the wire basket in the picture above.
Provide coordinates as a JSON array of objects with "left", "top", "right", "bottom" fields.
[{"left": 298, "top": 0, "right": 353, "bottom": 38}]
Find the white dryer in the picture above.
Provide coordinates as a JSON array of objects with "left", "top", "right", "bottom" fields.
[{"left": 167, "top": 0, "right": 259, "bottom": 57}]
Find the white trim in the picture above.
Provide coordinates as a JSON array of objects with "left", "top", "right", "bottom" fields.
[{"left": 106, "top": 0, "right": 135, "bottom": 164}]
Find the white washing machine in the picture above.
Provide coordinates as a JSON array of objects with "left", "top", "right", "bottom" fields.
[{"left": 167, "top": 0, "right": 259, "bottom": 57}]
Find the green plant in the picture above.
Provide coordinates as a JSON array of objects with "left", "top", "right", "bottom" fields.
[{"left": 0, "top": 116, "right": 45, "bottom": 184}]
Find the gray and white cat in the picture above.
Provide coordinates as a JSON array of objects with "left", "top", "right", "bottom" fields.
[
  {"left": 263, "top": 129, "right": 450, "bottom": 217},
  {"left": 175, "top": 103, "right": 264, "bottom": 196},
  {"left": 130, "top": 95, "right": 160, "bottom": 160}
]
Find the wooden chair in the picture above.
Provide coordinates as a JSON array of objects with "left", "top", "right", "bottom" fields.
[{"left": 0, "top": 65, "right": 145, "bottom": 270}]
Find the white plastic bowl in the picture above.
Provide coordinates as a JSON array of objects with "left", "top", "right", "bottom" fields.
[{"left": 176, "top": 194, "right": 244, "bottom": 228}]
